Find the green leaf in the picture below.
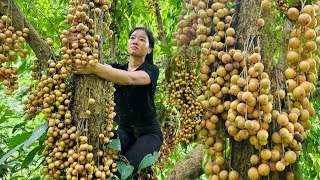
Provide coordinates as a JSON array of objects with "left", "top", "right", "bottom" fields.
[
  {"left": 3, "top": 110, "right": 14, "bottom": 117},
  {"left": 0, "top": 104, "right": 7, "bottom": 112},
  {"left": 23, "top": 121, "right": 48, "bottom": 148},
  {"left": 107, "top": 139, "right": 121, "bottom": 151},
  {"left": 0, "top": 164, "right": 9, "bottom": 175},
  {"left": 12, "top": 121, "right": 28, "bottom": 133},
  {"left": 18, "top": 59, "right": 27, "bottom": 74},
  {"left": 0, "top": 143, "right": 23, "bottom": 165},
  {"left": 0, "top": 110, "right": 15, "bottom": 124},
  {"left": 8, "top": 132, "right": 31, "bottom": 150},
  {"left": 21, "top": 145, "right": 43, "bottom": 169},
  {"left": 138, "top": 151, "right": 160, "bottom": 171},
  {"left": 116, "top": 160, "right": 134, "bottom": 180}
]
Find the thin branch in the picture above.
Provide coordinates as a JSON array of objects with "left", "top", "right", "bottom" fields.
[
  {"left": 153, "top": 0, "right": 166, "bottom": 46},
  {"left": 109, "top": 0, "right": 117, "bottom": 57}
]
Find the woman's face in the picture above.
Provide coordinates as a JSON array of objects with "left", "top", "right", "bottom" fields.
[{"left": 127, "top": 29, "right": 152, "bottom": 58}]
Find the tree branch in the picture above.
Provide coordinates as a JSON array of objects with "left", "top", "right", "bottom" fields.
[
  {"left": 0, "top": 0, "right": 53, "bottom": 71},
  {"left": 109, "top": 0, "right": 117, "bottom": 57},
  {"left": 153, "top": 0, "right": 166, "bottom": 46},
  {"left": 166, "top": 145, "right": 204, "bottom": 180}
]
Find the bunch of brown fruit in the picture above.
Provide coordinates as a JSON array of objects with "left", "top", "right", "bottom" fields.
[
  {"left": 0, "top": 15, "right": 30, "bottom": 95},
  {"left": 23, "top": 0, "right": 116, "bottom": 179},
  {"left": 166, "top": 47, "right": 203, "bottom": 144},
  {"left": 171, "top": 0, "right": 242, "bottom": 179},
  {"left": 62, "top": 0, "right": 113, "bottom": 66},
  {"left": 277, "top": 0, "right": 289, "bottom": 13},
  {"left": 243, "top": 2, "right": 320, "bottom": 180},
  {"left": 170, "top": 0, "right": 319, "bottom": 179},
  {"left": 157, "top": 122, "right": 178, "bottom": 171}
]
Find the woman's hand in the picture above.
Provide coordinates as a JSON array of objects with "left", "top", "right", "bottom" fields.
[{"left": 73, "top": 63, "right": 96, "bottom": 75}]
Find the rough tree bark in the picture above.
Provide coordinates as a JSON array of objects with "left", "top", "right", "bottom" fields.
[
  {"left": 231, "top": 1, "right": 282, "bottom": 179},
  {"left": 109, "top": 0, "right": 117, "bottom": 57},
  {"left": 166, "top": 145, "right": 204, "bottom": 180},
  {"left": 154, "top": 0, "right": 167, "bottom": 46},
  {"left": 69, "top": 7, "right": 108, "bottom": 163}
]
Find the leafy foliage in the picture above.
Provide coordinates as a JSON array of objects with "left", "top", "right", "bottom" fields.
[
  {"left": 138, "top": 151, "right": 160, "bottom": 171},
  {"left": 0, "top": 93, "right": 46, "bottom": 179},
  {"left": 107, "top": 138, "right": 122, "bottom": 151},
  {"left": 116, "top": 160, "right": 134, "bottom": 180},
  {"left": 299, "top": 96, "right": 320, "bottom": 179}
]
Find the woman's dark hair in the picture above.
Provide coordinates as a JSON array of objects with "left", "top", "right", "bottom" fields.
[{"left": 129, "top": 26, "right": 155, "bottom": 64}]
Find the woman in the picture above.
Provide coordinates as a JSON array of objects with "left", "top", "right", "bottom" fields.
[{"left": 74, "top": 26, "right": 163, "bottom": 179}]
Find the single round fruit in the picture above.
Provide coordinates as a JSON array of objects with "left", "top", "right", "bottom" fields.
[
  {"left": 258, "top": 163, "right": 270, "bottom": 176},
  {"left": 287, "top": 7, "right": 300, "bottom": 20},
  {"left": 284, "top": 150, "right": 297, "bottom": 164},
  {"left": 298, "top": 13, "right": 312, "bottom": 26},
  {"left": 248, "top": 167, "right": 260, "bottom": 180}
]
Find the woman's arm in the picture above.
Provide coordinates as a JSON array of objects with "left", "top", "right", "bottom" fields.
[{"left": 74, "top": 63, "right": 151, "bottom": 85}]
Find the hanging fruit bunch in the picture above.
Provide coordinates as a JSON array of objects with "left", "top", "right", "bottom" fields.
[
  {"left": 23, "top": 0, "right": 117, "bottom": 179},
  {"left": 166, "top": 47, "right": 203, "bottom": 144},
  {"left": 259, "top": 3, "right": 320, "bottom": 179},
  {"left": 192, "top": 0, "right": 242, "bottom": 178},
  {"left": 157, "top": 120, "right": 178, "bottom": 171},
  {"left": 159, "top": 46, "right": 203, "bottom": 171},
  {"left": 166, "top": 0, "right": 319, "bottom": 179},
  {"left": 167, "top": 0, "right": 242, "bottom": 179},
  {"left": 277, "top": 0, "right": 289, "bottom": 13},
  {"left": 225, "top": 1, "right": 319, "bottom": 179},
  {"left": 0, "top": 15, "right": 30, "bottom": 95}
]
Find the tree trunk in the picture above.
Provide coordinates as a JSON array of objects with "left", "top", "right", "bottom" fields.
[
  {"left": 231, "top": 0, "right": 284, "bottom": 179},
  {"left": 69, "top": 3, "right": 112, "bottom": 167},
  {"left": 166, "top": 145, "right": 204, "bottom": 180}
]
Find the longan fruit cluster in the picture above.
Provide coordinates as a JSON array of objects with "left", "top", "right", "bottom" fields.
[
  {"left": 160, "top": 46, "right": 203, "bottom": 171},
  {"left": 171, "top": 0, "right": 319, "bottom": 179},
  {"left": 277, "top": 0, "right": 289, "bottom": 13},
  {"left": 172, "top": 0, "right": 241, "bottom": 179},
  {"left": 62, "top": 0, "right": 112, "bottom": 66},
  {"left": 227, "top": 48, "right": 273, "bottom": 143},
  {"left": 0, "top": 15, "right": 29, "bottom": 95},
  {"left": 204, "top": 155, "right": 240, "bottom": 180},
  {"left": 23, "top": 0, "right": 116, "bottom": 179},
  {"left": 23, "top": 36, "right": 75, "bottom": 180},
  {"left": 104, "top": 82, "right": 116, "bottom": 132},
  {"left": 26, "top": 71, "right": 75, "bottom": 180},
  {"left": 166, "top": 48, "right": 203, "bottom": 144},
  {"left": 41, "top": 109, "right": 76, "bottom": 180},
  {"left": 157, "top": 122, "right": 178, "bottom": 171},
  {"left": 23, "top": 63, "right": 72, "bottom": 120},
  {"left": 243, "top": 3, "right": 320, "bottom": 180},
  {"left": 93, "top": 81, "right": 118, "bottom": 179},
  {"left": 244, "top": 4, "right": 320, "bottom": 179},
  {"left": 94, "top": 148, "right": 118, "bottom": 179},
  {"left": 64, "top": 136, "right": 95, "bottom": 179},
  {"left": 227, "top": 45, "right": 282, "bottom": 179},
  {"left": 285, "top": 5, "right": 318, "bottom": 124}
]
